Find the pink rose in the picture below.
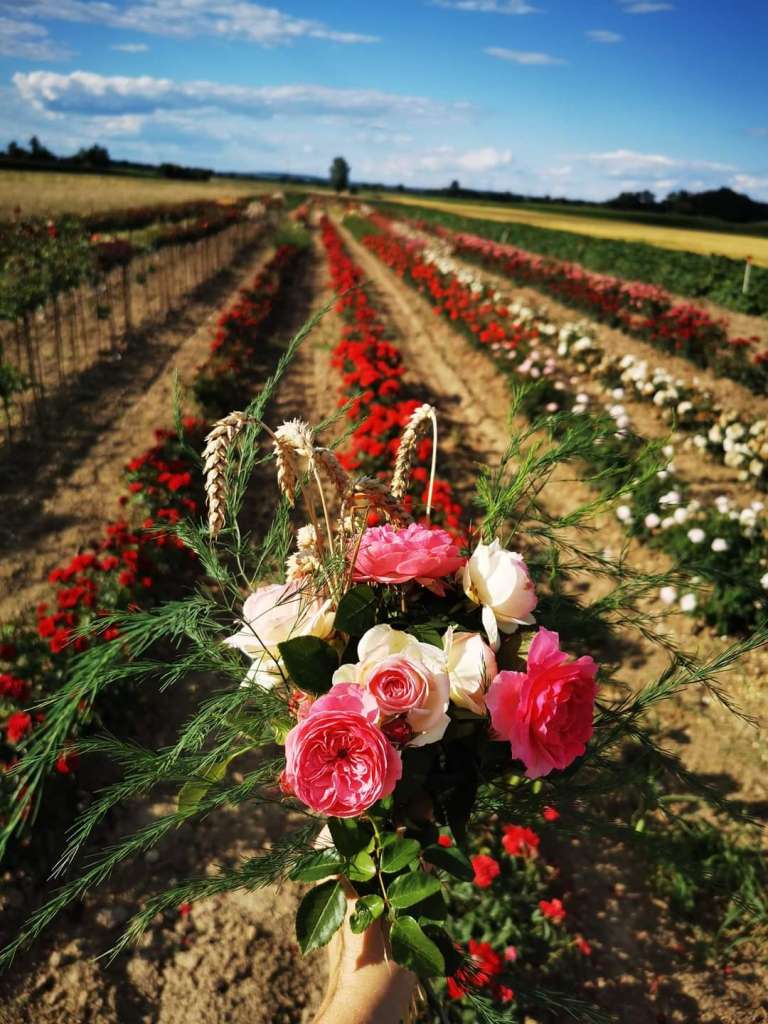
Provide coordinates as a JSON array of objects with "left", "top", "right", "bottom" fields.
[
  {"left": 283, "top": 684, "right": 402, "bottom": 817},
  {"left": 352, "top": 523, "right": 464, "bottom": 595},
  {"left": 367, "top": 656, "right": 428, "bottom": 715},
  {"left": 333, "top": 625, "right": 451, "bottom": 746},
  {"left": 486, "top": 628, "right": 597, "bottom": 779}
]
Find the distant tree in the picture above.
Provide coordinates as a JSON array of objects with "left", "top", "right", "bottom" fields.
[
  {"left": 73, "top": 144, "right": 111, "bottom": 167},
  {"left": 608, "top": 189, "right": 657, "bottom": 211},
  {"left": 6, "top": 141, "right": 27, "bottom": 159},
  {"left": 449, "top": 179, "right": 461, "bottom": 194},
  {"left": 329, "top": 156, "right": 350, "bottom": 193},
  {"left": 28, "top": 136, "right": 55, "bottom": 162}
]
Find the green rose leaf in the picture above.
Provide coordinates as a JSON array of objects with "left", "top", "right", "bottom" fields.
[
  {"left": 334, "top": 585, "right": 378, "bottom": 635},
  {"left": 387, "top": 870, "right": 441, "bottom": 909},
  {"left": 422, "top": 924, "right": 462, "bottom": 976},
  {"left": 347, "top": 849, "right": 376, "bottom": 882},
  {"left": 277, "top": 636, "right": 339, "bottom": 695},
  {"left": 289, "top": 848, "right": 346, "bottom": 883},
  {"left": 422, "top": 842, "right": 474, "bottom": 881},
  {"left": 380, "top": 833, "right": 421, "bottom": 874},
  {"left": 390, "top": 916, "right": 445, "bottom": 978},
  {"left": 295, "top": 880, "right": 347, "bottom": 954},
  {"left": 349, "top": 894, "right": 385, "bottom": 934},
  {"left": 410, "top": 890, "right": 448, "bottom": 923},
  {"left": 328, "top": 817, "right": 373, "bottom": 858}
]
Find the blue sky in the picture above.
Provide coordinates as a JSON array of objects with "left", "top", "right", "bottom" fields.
[{"left": 1, "top": 0, "right": 766, "bottom": 200}]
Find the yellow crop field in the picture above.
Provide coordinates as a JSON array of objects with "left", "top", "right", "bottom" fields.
[
  {"left": 0, "top": 170, "right": 313, "bottom": 218},
  {"left": 374, "top": 192, "right": 768, "bottom": 267}
]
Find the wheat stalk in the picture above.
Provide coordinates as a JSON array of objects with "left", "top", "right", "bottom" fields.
[
  {"left": 272, "top": 418, "right": 315, "bottom": 506},
  {"left": 202, "top": 411, "right": 251, "bottom": 538},
  {"left": 390, "top": 403, "right": 439, "bottom": 517},
  {"left": 315, "top": 447, "right": 351, "bottom": 500},
  {"left": 347, "top": 476, "right": 411, "bottom": 524}
]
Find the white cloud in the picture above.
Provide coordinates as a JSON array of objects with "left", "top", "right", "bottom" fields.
[
  {"left": 0, "top": 1, "right": 379, "bottom": 46},
  {"left": 731, "top": 173, "right": 768, "bottom": 198},
  {"left": 485, "top": 46, "right": 566, "bottom": 65},
  {"left": 357, "top": 145, "right": 514, "bottom": 184},
  {"left": 581, "top": 148, "right": 735, "bottom": 178},
  {"left": 586, "top": 30, "right": 623, "bottom": 43},
  {"left": 0, "top": 16, "right": 72, "bottom": 60},
  {"left": 12, "top": 70, "right": 465, "bottom": 121},
  {"left": 111, "top": 43, "right": 149, "bottom": 53},
  {"left": 620, "top": 2, "right": 674, "bottom": 12},
  {"left": 431, "top": 1, "right": 539, "bottom": 13}
]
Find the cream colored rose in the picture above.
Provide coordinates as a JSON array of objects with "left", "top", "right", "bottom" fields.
[
  {"left": 225, "top": 582, "right": 335, "bottom": 689},
  {"left": 443, "top": 627, "right": 498, "bottom": 715},
  {"left": 462, "top": 539, "right": 537, "bottom": 650},
  {"left": 333, "top": 624, "right": 450, "bottom": 746}
]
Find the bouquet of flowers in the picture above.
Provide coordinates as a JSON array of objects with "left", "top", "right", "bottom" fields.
[
  {"left": 217, "top": 409, "right": 597, "bottom": 983},
  {"left": 3, "top": 359, "right": 761, "bottom": 1022}
]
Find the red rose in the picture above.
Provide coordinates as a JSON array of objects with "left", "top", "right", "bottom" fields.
[
  {"left": 471, "top": 854, "right": 500, "bottom": 889},
  {"left": 6, "top": 711, "right": 32, "bottom": 745}
]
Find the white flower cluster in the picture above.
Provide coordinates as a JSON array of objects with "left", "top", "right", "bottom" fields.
[
  {"left": 693, "top": 411, "right": 768, "bottom": 482},
  {"left": 603, "top": 353, "right": 711, "bottom": 428},
  {"left": 556, "top": 321, "right": 601, "bottom": 368}
]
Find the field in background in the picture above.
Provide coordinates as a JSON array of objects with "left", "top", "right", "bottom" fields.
[
  {"left": 0, "top": 170, "right": 323, "bottom": 219},
  {"left": 368, "top": 191, "right": 768, "bottom": 266}
]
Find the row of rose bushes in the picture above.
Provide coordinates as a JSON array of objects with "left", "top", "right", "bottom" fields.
[
  {"left": 345, "top": 216, "right": 768, "bottom": 637},
  {"left": 0, "top": 240, "right": 306, "bottom": 859},
  {"left": 318, "top": 216, "right": 593, "bottom": 1013},
  {"left": 373, "top": 208, "right": 768, "bottom": 395},
  {"left": 372, "top": 199, "right": 768, "bottom": 318},
  {"left": 319, "top": 216, "right": 462, "bottom": 531},
  {"left": 385, "top": 216, "right": 768, "bottom": 496},
  {"left": 0, "top": 197, "right": 273, "bottom": 320}
]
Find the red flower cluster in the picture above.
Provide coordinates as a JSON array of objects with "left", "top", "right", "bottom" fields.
[
  {"left": 447, "top": 939, "right": 514, "bottom": 1003},
  {"left": 196, "top": 245, "right": 302, "bottom": 407},
  {"left": 539, "top": 897, "right": 566, "bottom": 923},
  {"left": 416, "top": 222, "right": 766, "bottom": 391},
  {"left": 471, "top": 853, "right": 501, "bottom": 888},
  {"left": 501, "top": 823, "right": 540, "bottom": 858},
  {"left": 319, "top": 218, "right": 463, "bottom": 531},
  {"left": 363, "top": 230, "right": 539, "bottom": 362}
]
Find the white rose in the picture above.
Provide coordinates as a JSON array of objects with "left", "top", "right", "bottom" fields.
[
  {"left": 332, "top": 624, "right": 450, "bottom": 746},
  {"left": 462, "top": 539, "right": 537, "bottom": 650},
  {"left": 442, "top": 628, "right": 497, "bottom": 716},
  {"left": 659, "top": 585, "right": 678, "bottom": 605},
  {"left": 687, "top": 528, "right": 706, "bottom": 544},
  {"left": 680, "top": 593, "right": 698, "bottom": 613},
  {"left": 225, "top": 582, "right": 335, "bottom": 689}
]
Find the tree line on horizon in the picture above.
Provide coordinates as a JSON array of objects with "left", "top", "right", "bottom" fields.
[{"left": 0, "top": 136, "right": 212, "bottom": 181}]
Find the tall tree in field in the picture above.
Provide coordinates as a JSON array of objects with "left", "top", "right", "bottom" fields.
[{"left": 330, "top": 156, "right": 350, "bottom": 193}]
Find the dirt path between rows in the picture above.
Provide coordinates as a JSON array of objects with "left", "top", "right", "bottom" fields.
[
  {"left": 337, "top": 219, "right": 768, "bottom": 1024},
  {"left": 0, "top": 240, "right": 339, "bottom": 1024}
]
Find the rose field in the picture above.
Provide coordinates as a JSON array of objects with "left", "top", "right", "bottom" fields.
[{"left": 0, "top": 191, "right": 766, "bottom": 1024}]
